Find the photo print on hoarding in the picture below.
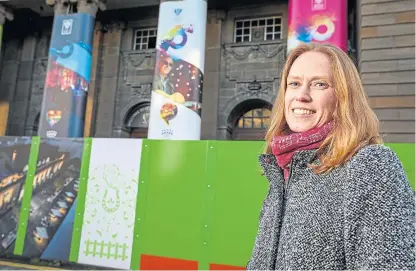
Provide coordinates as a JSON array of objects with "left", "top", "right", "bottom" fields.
[
  {"left": 0, "top": 137, "right": 32, "bottom": 256},
  {"left": 21, "top": 138, "right": 83, "bottom": 262}
]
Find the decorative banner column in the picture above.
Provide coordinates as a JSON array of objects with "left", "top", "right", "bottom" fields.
[
  {"left": 38, "top": 0, "right": 104, "bottom": 138},
  {"left": 147, "top": 0, "right": 208, "bottom": 140},
  {"left": 287, "top": 0, "right": 347, "bottom": 53}
]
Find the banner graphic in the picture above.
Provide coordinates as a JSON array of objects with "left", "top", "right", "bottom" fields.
[
  {"left": 77, "top": 139, "right": 142, "bottom": 269},
  {"left": 287, "top": 0, "right": 347, "bottom": 52},
  {"left": 147, "top": 0, "right": 207, "bottom": 140},
  {"left": 0, "top": 137, "right": 32, "bottom": 255},
  {"left": 21, "top": 138, "right": 83, "bottom": 261},
  {"left": 38, "top": 13, "right": 94, "bottom": 138}
]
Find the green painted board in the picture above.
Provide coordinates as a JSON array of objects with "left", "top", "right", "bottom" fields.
[
  {"left": 208, "top": 141, "right": 268, "bottom": 267},
  {"left": 137, "top": 140, "right": 207, "bottom": 262},
  {"left": 386, "top": 143, "right": 415, "bottom": 191}
]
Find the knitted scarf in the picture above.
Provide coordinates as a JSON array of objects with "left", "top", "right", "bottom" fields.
[{"left": 271, "top": 122, "right": 334, "bottom": 181}]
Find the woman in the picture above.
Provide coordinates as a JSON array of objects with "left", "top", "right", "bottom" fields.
[{"left": 247, "top": 43, "right": 415, "bottom": 270}]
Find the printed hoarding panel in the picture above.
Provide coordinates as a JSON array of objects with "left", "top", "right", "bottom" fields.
[
  {"left": 21, "top": 138, "right": 83, "bottom": 261},
  {"left": 0, "top": 137, "right": 32, "bottom": 255},
  {"left": 77, "top": 139, "right": 142, "bottom": 269}
]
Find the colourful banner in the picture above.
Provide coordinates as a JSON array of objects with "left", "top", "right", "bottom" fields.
[
  {"left": 287, "top": 0, "right": 347, "bottom": 52},
  {"left": 147, "top": 0, "right": 207, "bottom": 140},
  {"left": 38, "top": 13, "right": 94, "bottom": 138}
]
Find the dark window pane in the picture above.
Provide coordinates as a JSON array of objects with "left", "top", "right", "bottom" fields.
[
  {"left": 136, "top": 30, "right": 142, "bottom": 36},
  {"left": 236, "top": 29, "right": 242, "bottom": 35},
  {"left": 251, "top": 21, "right": 258, "bottom": 26},
  {"left": 236, "top": 21, "right": 243, "bottom": 28},
  {"left": 266, "top": 34, "right": 273, "bottom": 40},
  {"left": 142, "top": 30, "right": 148, "bottom": 36},
  {"left": 244, "top": 28, "right": 250, "bottom": 34},
  {"left": 236, "top": 36, "right": 242, "bottom": 42},
  {"left": 274, "top": 33, "right": 281, "bottom": 39},
  {"left": 243, "top": 36, "right": 250, "bottom": 42},
  {"left": 274, "top": 26, "right": 281, "bottom": 32},
  {"left": 148, "top": 37, "right": 157, "bottom": 48},
  {"left": 266, "top": 27, "right": 273, "bottom": 33},
  {"left": 142, "top": 37, "right": 148, "bottom": 43},
  {"left": 275, "top": 18, "right": 281, "bottom": 24},
  {"left": 267, "top": 19, "right": 273, "bottom": 25},
  {"left": 259, "top": 20, "right": 265, "bottom": 26},
  {"left": 244, "top": 21, "right": 250, "bottom": 27}
]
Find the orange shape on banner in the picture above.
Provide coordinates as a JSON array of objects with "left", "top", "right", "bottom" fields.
[{"left": 140, "top": 254, "right": 199, "bottom": 270}]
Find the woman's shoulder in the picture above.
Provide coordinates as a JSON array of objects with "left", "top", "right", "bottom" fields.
[
  {"left": 346, "top": 144, "right": 410, "bottom": 192},
  {"left": 349, "top": 144, "right": 401, "bottom": 168}
]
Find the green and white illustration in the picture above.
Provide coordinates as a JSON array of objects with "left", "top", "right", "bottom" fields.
[{"left": 77, "top": 139, "right": 142, "bottom": 269}]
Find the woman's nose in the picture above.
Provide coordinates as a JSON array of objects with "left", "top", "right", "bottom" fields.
[{"left": 295, "top": 85, "right": 312, "bottom": 102}]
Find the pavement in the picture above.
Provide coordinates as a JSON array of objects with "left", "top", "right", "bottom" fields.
[{"left": 0, "top": 259, "right": 63, "bottom": 270}]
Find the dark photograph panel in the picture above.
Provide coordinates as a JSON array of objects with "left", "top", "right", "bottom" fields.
[
  {"left": 22, "top": 138, "right": 83, "bottom": 262},
  {"left": 0, "top": 137, "right": 32, "bottom": 255}
]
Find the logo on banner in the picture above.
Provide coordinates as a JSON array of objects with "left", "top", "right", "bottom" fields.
[
  {"left": 312, "top": 0, "right": 325, "bottom": 10},
  {"left": 61, "top": 19, "right": 73, "bottom": 35}
]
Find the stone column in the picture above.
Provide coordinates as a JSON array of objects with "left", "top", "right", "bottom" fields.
[
  {"left": 93, "top": 21, "right": 125, "bottom": 138},
  {"left": 0, "top": 5, "right": 14, "bottom": 136},
  {"left": 37, "top": 0, "right": 106, "bottom": 138},
  {"left": 201, "top": 10, "right": 225, "bottom": 139}
]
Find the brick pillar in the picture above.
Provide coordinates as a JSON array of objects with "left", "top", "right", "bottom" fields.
[
  {"left": 84, "top": 22, "right": 104, "bottom": 137},
  {"left": 201, "top": 10, "right": 225, "bottom": 140},
  {"left": 94, "top": 21, "right": 125, "bottom": 137}
]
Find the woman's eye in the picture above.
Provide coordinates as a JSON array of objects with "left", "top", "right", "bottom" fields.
[
  {"left": 312, "top": 82, "right": 329, "bottom": 89},
  {"left": 288, "top": 82, "right": 300, "bottom": 87}
]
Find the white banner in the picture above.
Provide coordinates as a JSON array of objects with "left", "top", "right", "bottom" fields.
[
  {"left": 148, "top": 0, "right": 207, "bottom": 140},
  {"left": 77, "top": 138, "right": 142, "bottom": 269}
]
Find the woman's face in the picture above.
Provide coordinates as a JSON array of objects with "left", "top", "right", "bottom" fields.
[{"left": 284, "top": 51, "right": 336, "bottom": 133}]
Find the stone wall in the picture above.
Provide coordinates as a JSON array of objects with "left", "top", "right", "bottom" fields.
[{"left": 357, "top": 0, "right": 415, "bottom": 142}]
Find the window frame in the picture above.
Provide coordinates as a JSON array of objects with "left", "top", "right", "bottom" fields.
[
  {"left": 133, "top": 27, "right": 158, "bottom": 50},
  {"left": 234, "top": 16, "right": 283, "bottom": 43},
  {"left": 236, "top": 108, "right": 271, "bottom": 129}
]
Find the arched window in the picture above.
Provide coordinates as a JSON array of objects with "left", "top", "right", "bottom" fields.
[
  {"left": 125, "top": 103, "right": 150, "bottom": 138},
  {"left": 236, "top": 108, "right": 271, "bottom": 129},
  {"left": 230, "top": 100, "right": 272, "bottom": 141}
]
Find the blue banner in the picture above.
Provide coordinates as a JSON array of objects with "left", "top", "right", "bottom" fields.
[{"left": 38, "top": 13, "right": 94, "bottom": 138}]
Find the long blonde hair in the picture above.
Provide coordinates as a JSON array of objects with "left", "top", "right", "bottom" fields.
[{"left": 265, "top": 43, "right": 382, "bottom": 174}]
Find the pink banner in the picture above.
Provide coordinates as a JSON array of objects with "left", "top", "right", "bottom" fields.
[{"left": 288, "top": 0, "right": 347, "bottom": 52}]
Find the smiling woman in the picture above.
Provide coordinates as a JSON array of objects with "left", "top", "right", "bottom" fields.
[{"left": 247, "top": 43, "right": 415, "bottom": 270}]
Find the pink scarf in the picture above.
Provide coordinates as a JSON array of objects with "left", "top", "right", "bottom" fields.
[{"left": 271, "top": 122, "right": 334, "bottom": 181}]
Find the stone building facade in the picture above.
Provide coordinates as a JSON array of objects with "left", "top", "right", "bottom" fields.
[{"left": 0, "top": 0, "right": 414, "bottom": 142}]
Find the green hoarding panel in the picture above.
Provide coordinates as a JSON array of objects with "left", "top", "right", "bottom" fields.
[
  {"left": 137, "top": 140, "right": 207, "bottom": 262},
  {"left": 208, "top": 141, "right": 268, "bottom": 267},
  {"left": 386, "top": 143, "right": 415, "bottom": 191}
]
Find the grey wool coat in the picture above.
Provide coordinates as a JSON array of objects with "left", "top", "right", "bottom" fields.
[{"left": 247, "top": 144, "right": 415, "bottom": 270}]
